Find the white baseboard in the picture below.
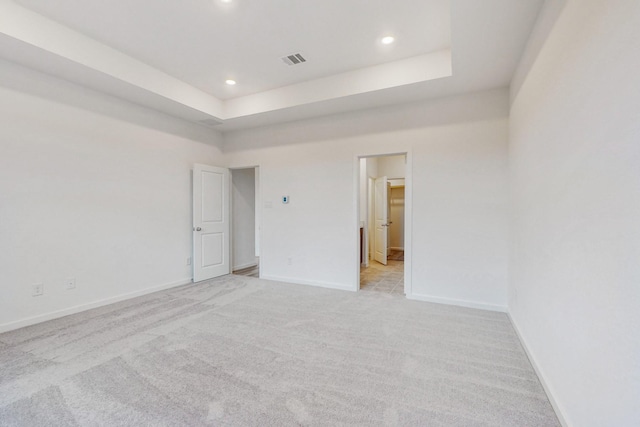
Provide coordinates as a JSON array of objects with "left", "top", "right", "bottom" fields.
[
  {"left": 407, "top": 293, "right": 508, "bottom": 313},
  {"left": 232, "top": 262, "right": 258, "bottom": 271},
  {"left": 0, "top": 278, "right": 192, "bottom": 334},
  {"left": 260, "top": 275, "right": 354, "bottom": 292},
  {"left": 508, "top": 313, "right": 568, "bottom": 427}
]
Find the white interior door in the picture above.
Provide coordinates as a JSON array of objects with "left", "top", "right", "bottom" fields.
[
  {"left": 193, "top": 164, "right": 230, "bottom": 282},
  {"left": 374, "top": 176, "right": 389, "bottom": 265}
]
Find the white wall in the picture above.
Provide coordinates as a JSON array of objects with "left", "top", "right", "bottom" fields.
[
  {"left": 224, "top": 88, "right": 509, "bottom": 311},
  {"left": 231, "top": 168, "right": 258, "bottom": 270},
  {"left": 366, "top": 157, "right": 378, "bottom": 179},
  {"left": 365, "top": 157, "right": 379, "bottom": 262},
  {"left": 509, "top": 0, "right": 640, "bottom": 425},
  {"left": 357, "top": 158, "right": 368, "bottom": 264},
  {"left": 358, "top": 158, "right": 367, "bottom": 224},
  {"left": 377, "top": 155, "right": 406, "bottom": 179},
  {"left": 0, "top": 60, "right": 223, "bottom": 331},
  {"left": 254, "top": 168, "right": 261, "bottom": 257}
]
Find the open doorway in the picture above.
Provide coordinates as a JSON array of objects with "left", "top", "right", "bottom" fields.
[
  {"left": 358, "top": 154, "right": 407, "bottom": 295},
  {"left": 231, "top": 167, "right": 260, "bottom": 278}
]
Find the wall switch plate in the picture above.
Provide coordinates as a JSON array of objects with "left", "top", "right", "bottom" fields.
[
  {"left": 32, "top": 283, "right": 44, "bottom": 296},
  {"left": 65, "top": 277, "right": 76, "bottom": 290},
  {"left": 187, "top": 257, "right": 192, "bottom": 266}
]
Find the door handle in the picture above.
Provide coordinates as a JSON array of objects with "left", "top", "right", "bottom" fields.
[{"left": 194, "top": 227, "right": 202, "bottom": 231}]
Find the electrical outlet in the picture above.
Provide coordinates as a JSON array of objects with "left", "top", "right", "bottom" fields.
[
  {"left": 32, "top": 283, "right": 44, "bottom": 296},
  {"left": 187, "top": 257, "right": 192, "bottom": 266},
  {"left": 65, "top": 277, "right": 76, "bottom": 290}
]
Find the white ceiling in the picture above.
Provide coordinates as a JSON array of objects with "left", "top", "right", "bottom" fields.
[
  {"left": 0, "top": 0, "right": 544, "bottom": 132},
  {"left": 15, "top": 0, "right": 451, "bottom": 100}
]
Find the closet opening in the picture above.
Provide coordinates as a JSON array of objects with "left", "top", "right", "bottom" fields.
[
  {"left": 356, "top": 154, "right": 409, "bottom": 295},
  {"left": 231, "top": 166, "right": 260, "bottom": 278}
]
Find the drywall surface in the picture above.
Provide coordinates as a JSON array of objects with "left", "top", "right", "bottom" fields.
[
  {"left": 231, "top": 168, "right": 257, "bottom": 270},
  {"left": 224, "top": 89, "right": 509, "bottom": 310},
  {"left": 377, "top": 155, "right": 406, "bottom": 179},
  {"left": 366, "top": 157, "right": 378, "bottom": 179},
  {"left": 365, "top": 157, "right": 379, "bottom": 262},
  {"left": 358, "top": 158, "right": 367, "bottom": 224},
  {"left": 509, "top": 0, "right": 640, "bottom": 425},
  {"left": 0, "top": 60, "right": 223, "bottom": 331}
]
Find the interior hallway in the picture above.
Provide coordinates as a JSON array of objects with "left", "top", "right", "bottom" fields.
[
  {"left": 360, "top": 250, "right": 405, "bottom": 294},
  {"left": 233, "top": 262, "right": 259, "bottom": 278}
]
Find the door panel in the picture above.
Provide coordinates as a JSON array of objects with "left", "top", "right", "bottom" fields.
[
  {"left": 201, "top": 232, "right": 223, "bottom": 268},
  {"left": 193, "top": 164, "right": 230, "bottom": 282},
  {"left": 201, "top": 171, "right": 223, "bottom": 222},
  {"left": 374, "top": 176, "right": 389, "bottom": 265}
]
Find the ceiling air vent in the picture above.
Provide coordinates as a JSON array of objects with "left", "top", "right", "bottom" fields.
[{"left": 282, "top": 53, "right": 307, "bottom": 66}]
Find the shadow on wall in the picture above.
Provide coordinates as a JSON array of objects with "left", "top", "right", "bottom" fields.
[
  {"left": 0, "top": 58, "right": 222, "bottom": 146},
  {"left": 223, "top": 89, "right": 509, "bottom": 152},
  {"left": 510, "top": 0, "right": 568, "bottom": 103}
]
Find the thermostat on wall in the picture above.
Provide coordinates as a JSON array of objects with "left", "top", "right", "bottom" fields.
[{"left": 282, "top": 196, "right": 289, "bottom": 204}]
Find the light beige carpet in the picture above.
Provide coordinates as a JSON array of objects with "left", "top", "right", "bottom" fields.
[{"left": 0, "top": 275, "right": 559, "bottom": 426}]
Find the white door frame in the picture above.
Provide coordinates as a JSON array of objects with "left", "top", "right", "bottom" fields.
[
  {"left": 354, "top": 152, "right": 412, "bottom": 296},
  {"left": 229, "top": 165, "right": 261, "bottom": 277}
]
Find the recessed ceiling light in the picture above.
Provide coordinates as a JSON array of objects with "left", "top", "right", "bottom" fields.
[
  {"left": 225, "top": 79, "right": 236, "bottom": 86},
  {"left": 381, "top": 36, "right": 395, "bottom": 45},
  {"left": 220, "top": 0, "right": 232, "bottom": 3}
]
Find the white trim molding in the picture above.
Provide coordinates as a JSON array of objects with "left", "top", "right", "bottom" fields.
[
  {"left": 508, "top": 313, "right": 568, "bottom": 427},
  {"left": 0, "top": 278, "right": 192, "bottom": 334},
  {"left": 260, "top": 275, "right": 353, "bottom": 292},
  {"left": 407, "top": 292, "right": 508, "bottom": 313}
]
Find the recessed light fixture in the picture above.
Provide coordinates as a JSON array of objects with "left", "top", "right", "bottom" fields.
[
  {"left": 225, "top": 79, "right": 236, "bottom": 86},
  {"left": 220, "top": 0, "right": 232, "bottom": 3},
  {"left": 381, "top": 36, "right": 395, "bottom": 45}
]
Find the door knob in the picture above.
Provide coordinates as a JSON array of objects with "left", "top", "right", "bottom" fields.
[{"left": 195, "top": 227, "right": 202, "bottom": 231}]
